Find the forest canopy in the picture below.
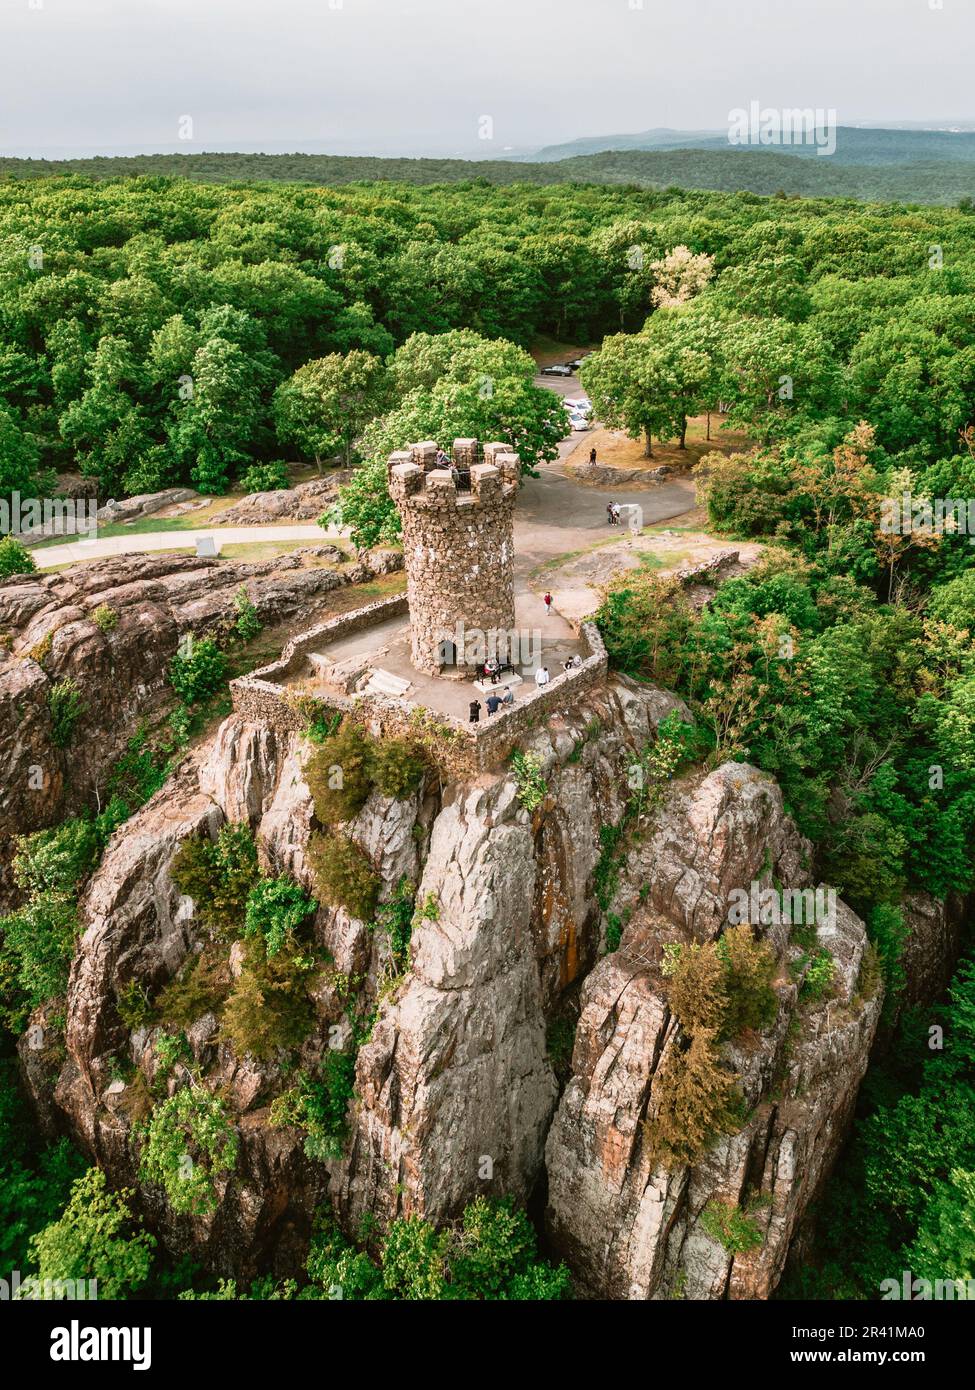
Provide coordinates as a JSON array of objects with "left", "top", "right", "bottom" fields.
[{"left": 3, "top": 175, "right": 975, "bottom": 502}]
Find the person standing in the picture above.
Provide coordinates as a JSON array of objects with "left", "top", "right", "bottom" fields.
[
  {"left": 486, "top": 692, "right": 502, "bottom": 716},
  {"left": 607, "top": 502, "right": 616, "bottom": 526},
  {"left": 469, "top": 699, "right": 481, "bottom": 724},
  {"left": 589, "top": 446, "right": 597, "bottom": 465},
  {"left": 543, "top": 591, "right": 553, "bottom": 614},
  {"left": 535, "top": 667, "right": 550, "bottom": 687},
  {"left": 501, "top": 686, "right": 515, "bottom": 706}
]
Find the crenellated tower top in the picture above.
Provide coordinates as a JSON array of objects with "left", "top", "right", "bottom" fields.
[{"left": 389, "top": 439, "right": 520, "bottom": 675}]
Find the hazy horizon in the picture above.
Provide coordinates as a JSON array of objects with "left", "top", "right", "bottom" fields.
[{"left": 2, "top": 0, "right": 974, "bottom": 160}]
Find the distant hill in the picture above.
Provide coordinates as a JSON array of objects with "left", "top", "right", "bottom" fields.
[
  {"left": 2, "top": 139, "right": 974, "bottom": 205},
  {"left": 531, "top": 124, "right": 975, "bottom": 166}
]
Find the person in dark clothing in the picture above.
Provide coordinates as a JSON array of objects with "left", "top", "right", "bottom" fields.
[
  {"left": 486, "top": 693, "right": 502, "bottom": 716},
  {"left": 469, "top": 700, "right": 481, "bottom": 723},
  {"left": 589, "top": 447, "right": 597, "bottom": 465}
]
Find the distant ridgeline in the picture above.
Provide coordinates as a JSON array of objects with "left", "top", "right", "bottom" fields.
[{"left": 3, "top": 129, "right": 975, "bottom": 204}]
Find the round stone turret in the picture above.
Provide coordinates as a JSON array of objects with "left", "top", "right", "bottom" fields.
[{"left": 388, "top": 439, "right": 519, "bottom": 675}]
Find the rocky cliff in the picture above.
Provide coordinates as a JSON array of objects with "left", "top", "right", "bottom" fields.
[
  {"left": 0, "top": 546, "right": 401, "bottom": 904},
  {"left": 18, "top": 662, "right": 915, "bottom": 1297}
]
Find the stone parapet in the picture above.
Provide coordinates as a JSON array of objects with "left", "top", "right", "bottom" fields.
[{"left": 230, "top": 606, "right": 609, "bottom": 780}]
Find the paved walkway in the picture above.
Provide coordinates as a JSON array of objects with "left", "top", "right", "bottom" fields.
[
  {"left": 294, "top": 595, "right": 583, "bottom": 722},
  {"left": 35, "top": 523, "right": 332, "bottom": 569}
]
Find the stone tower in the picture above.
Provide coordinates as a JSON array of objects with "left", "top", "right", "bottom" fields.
[{"left": 388, "top": 439, "right": 519, "bottom": 675}]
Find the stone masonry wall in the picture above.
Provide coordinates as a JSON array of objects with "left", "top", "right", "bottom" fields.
[
  {"left": 230, "top": 607, "right": 608, "bottom": 778},
  {"left": 388, "top": 440, "right": 519, "bottom": 675}
]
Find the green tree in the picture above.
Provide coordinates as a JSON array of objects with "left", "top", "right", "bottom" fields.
[
  {"left": 26, "top": 1168, "right": 155, "bottom": 1299},
  {"left": 274, "top": 350, "right": 388, "bottom": 467},
  {"left": 580, "top": 332, "right": 682, "bottom": 457}
]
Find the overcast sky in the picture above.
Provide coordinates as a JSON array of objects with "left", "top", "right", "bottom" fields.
[{"left": 2, "top": 0, "right": 973, "bottom": 158}]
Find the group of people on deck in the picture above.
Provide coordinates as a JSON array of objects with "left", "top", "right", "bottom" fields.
[{"left": 469, "top": 687, "right": 515, "bottom": 722}]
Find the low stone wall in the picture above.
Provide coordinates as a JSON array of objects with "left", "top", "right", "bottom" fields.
[
  {"left": 230, "top": 598, "right": 608, "bottom": 777},
  {"left": 674, "top": 548, "right": 740, "bottom": 584},
  {"left": 240, "top": 592, "right": 410, "bottom": 688}
]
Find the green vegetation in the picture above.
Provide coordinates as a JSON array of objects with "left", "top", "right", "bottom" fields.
[
  {"left": 47, "top": 678, "right": 85, "bottom": 747},
  {"left": 304, "top": 718, "right": 425, "bottom": 822},
  {"left": 170, "top": 824, "right": 260, "bottom": 937},
  {"left": 0, "top": 1058, "right": 84, "bottom": 1272},
  {"left": 154, "top": 949, "right": 232, "bottom": 1032},
  {"left": 244, "top": 876, "right": 317, "bottom": 958},
  {"left": 511, "top": 751, "right": 548, "bottom": 812},
  {"left": 232, "top": 586, "right": 262, "bottom": 643},
  {"left": 783, "top": 956, "right": 975, "bottom": 1298},
  {"left": 305, "top": 721, "right": 374, "bottom": 821},
  {"left": 269, "top": 1050, "right": 357, "bottom": 1161},
  {"left": 187, "top": 1195, "right": 569, "bottom": 1301},
  {"left": 3, "top": 142, "right": 975, "bottom": 203},
  {"left": 137, "top": 1085, "right": 239, "bottom": 1216},
  {"left": 0, "top": 536, "right": 37, "bottom": 576},
  {"left": 168, "top": 637, "right": 227, "bottom": 706},
  {"left": 90, "top": 602, "right": 119, "bottom": 632},
  {"left": 651, "top": 927, "right": 779, "bottom": 1167},
  {"left": 1, "top": 172, "right": 969, "bottom": 511},
  {"left": 699, "top": 1198, "right": 765, "bottom": 1255},
  {"left": 26, "top": 1167, "right": 156, "bottom": 1299},
  {"left": 307, "top": 832, "right": 380, "bottom": 922},
  {"left": 369, "top": 738, "right": 426, "bottom": 799},
  {"left": 239, "top": 459, "right": 290, "bottom": 493},
  {"left": 220, "top": 937, "right": 318, "bottom": 1061},
  {"left": 372, "top": 877, "right": 418, "bottom": 973}
]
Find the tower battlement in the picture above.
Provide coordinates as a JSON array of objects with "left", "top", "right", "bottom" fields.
[
  {"left": 388, "top": 440, "right": 520, "bottom": 511},
  {"left": 389, "top": 439, "right": 520, "bottom": 675}
]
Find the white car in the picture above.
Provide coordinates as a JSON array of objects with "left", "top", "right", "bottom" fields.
[
  {"left": 564, "top": 395, "right": 592, "bottom": 417},
  {"left": 565, "top": 409, "right": 591, "bottom": 432}
]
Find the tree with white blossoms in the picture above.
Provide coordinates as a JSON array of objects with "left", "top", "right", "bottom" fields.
[{"left": 649, "top": 245, "right": 715, "bottom": 310}]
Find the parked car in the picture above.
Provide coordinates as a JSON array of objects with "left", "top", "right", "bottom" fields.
[
  {"left": 564, "top": 395, "right": 592, "bottom": 416},
  {"left": 542, "top": 363, "right": 573, "bottom": 377},
  {"left": 564, "top": 405, "right": 591, "bottom": 431}
]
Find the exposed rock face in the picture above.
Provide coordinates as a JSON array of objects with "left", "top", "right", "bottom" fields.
[
  {"left": 545, "top": 895, "right": 880, "bottom": 1299},
  {"left": 0, "top": 546, "right": 402, "bottom": 903},
  {"left": 96, "top": 489, "right": 198, "bottom": 524},
  {"left": 213, "top": 476, "right": 351, "bottom": 526},
  {"left": 899, "top": 890, "right": 965, "bottom": 1012},
  {"left": 572, "top": 461, "right": 672, "bottom": 487},
  {"left": 543, "top": 766, "right": 882, "bottom": 1300},
  {"left": 19, "top": 673, "right": 891, "bottom": 1295}
]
